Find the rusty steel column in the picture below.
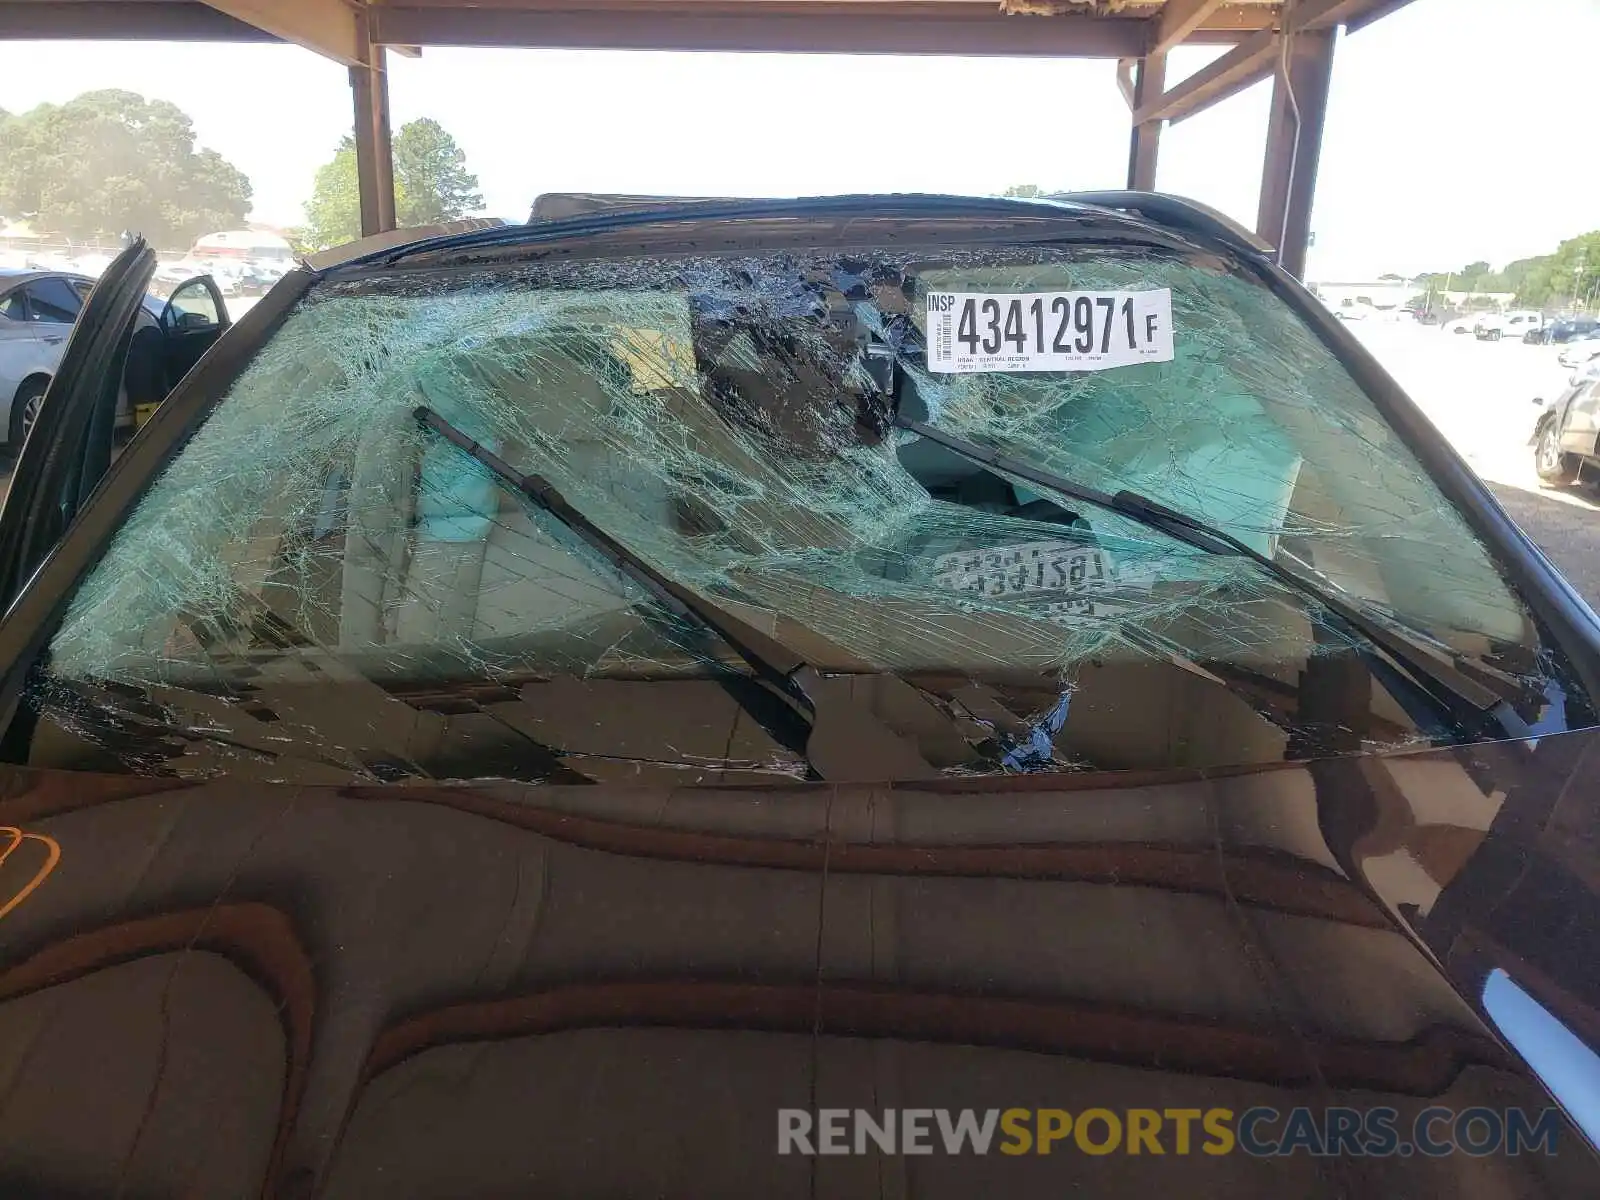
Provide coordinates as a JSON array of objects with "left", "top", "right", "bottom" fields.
[
  {"left": 1125, "top": 53, "right": 1166, "bottom": 191},
  {"left": 1255, "top": 25, "right": 1335, "bottom": 279},
  {"left": 350, "top": 36, "right": 396, "bottom": 237}
]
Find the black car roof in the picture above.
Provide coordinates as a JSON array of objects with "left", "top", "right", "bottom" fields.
[{"left": 330, "top": 192, "right": 1276, "bottom": 275}]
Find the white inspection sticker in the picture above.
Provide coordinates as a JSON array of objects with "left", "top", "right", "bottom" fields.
[
  {"left": 924, "top": 289, "right": 1174, "bottom": 374},
  {"left": 931, "top": 540, "right": 1158, "bottom": 599},
  {"left": 930, "top": 539, "right": 1159, "bottom": 628}
]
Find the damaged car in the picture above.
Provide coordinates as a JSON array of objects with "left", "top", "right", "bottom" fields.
[
  {"left": 1531, "top": 367, "right": 1600, "bottom": 486},
  {"left": 0, "top": 266, "right": 228, "bottom": 445},
  {"left": 1, "top": 194, "right": 1599, "bottom": 1197}
]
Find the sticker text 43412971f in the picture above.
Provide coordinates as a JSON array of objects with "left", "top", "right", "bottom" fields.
[
  {"left": 931, "top": 540, "right": 1160, "bottom": 628},
  {"left": 925, "top": 289, "right": 1174, "bottom": 374}
]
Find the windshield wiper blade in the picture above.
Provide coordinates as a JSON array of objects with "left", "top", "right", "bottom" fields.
[
  {"left": 415, "top": 406, "right": 944, "bottom": 781},
  {"left": 894, "top": 413, "right": 1510, "bottom": 738}
]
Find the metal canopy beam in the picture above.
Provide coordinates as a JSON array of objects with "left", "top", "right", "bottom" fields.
[
  {"left": 1134, "top": 0, "right": 1413, "bottom": 126},
  {"left": 1125, "top": 53, "right": 1166, "bottom": 191},
  {"left": 369, "top": 5, "right": 1152, "bottom": 56},
  {"left": 1133, "top": 25, "right": 1278, "bottom": 125},
  {"left": 1150, "top": 0, "right": 1227, "bottom": 56},
  {"left": 0, "top": 0, "right": 1288, "bottom": 59},
  {"left": 1255, "top": 24, "right": 1334, "bottom": 278},
  {"left": 203, "top": 0, "right": 360, "bottom": 63},
  {"left": 0, "top": 1, "right": 276, "bottom": 41},
  {"left": 350, "top": 19, "right": 396, "bottom": 238}
]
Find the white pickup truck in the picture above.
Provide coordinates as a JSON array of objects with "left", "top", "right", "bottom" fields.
[{"left": 1475, "top": 310, "right": 1545, "bottom": 341}]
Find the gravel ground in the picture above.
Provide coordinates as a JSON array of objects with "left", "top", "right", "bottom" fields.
[
  {"left": 1347, "top": 320, "right": 1600, "bottom": 611},
  {"left": 1486, "top": 483, "right": 1600, "bottom": 609}
]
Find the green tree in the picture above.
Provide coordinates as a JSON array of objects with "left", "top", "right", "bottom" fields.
[
  {"left": 1514, "top": 232, "right": 1600, "bottom": 310},
  {"left": 0, "top": 90, "right": 250, "bottom": 246},
  {"left": 394, "top": 118, "right": 482, "bottom": 227},
  {"left": 301, "top": 136, "right": 363, "bottom": 250},
  {"left": 1001, "top": 184, "right": 1067, "bottom": 199},
  {"left": 301, "top": 118, "right": 483, "bottom": 250}
]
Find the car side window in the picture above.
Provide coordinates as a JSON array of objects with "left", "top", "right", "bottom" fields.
[
  {"left": 0, "top": 289, "right": 24, "bottom": 321},
  {"left": 164, "top": 281, "right": 220, "bottom": 329},
  {"left": 24, "top": 278, "right": 83, "bottom": 324}
]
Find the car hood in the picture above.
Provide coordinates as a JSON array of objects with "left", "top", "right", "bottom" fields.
[{"left": 2, "top": 724, "right": 1599, "bottom": 1195}]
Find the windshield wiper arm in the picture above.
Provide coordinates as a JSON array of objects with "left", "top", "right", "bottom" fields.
[
  {"left": 415, "top": 406, "right": 943, "bottom": 781},
  {"left": 894, "top": 413, "right": 1510, "bottom": 737}
]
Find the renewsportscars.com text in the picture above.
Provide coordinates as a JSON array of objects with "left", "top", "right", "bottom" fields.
[{"left": 777, "top": 1107, "right": 1562, "bottom": 1158}]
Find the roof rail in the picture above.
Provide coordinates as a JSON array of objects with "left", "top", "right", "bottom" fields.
[
  {"left": 1057, "top": 191, "right": 1275, "bottom": 259},
  {"left": 302, "top": 218, "right": 507, "bottom": 271},
  {"left": 528, "top": 193, "right": 740, "bottom": 222}
]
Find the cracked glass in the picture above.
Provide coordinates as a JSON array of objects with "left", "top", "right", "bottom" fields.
[{"left": 24, "top": 242, "right": 1593, "bottom": 784}]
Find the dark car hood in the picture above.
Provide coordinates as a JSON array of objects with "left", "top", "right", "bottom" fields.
[{"left": 2, "top": 724, "right": 1598, "bottom": 1197}]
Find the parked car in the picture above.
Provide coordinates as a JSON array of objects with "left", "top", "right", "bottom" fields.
[
  {"left": 1329, "top": 296, "right": 1376, "bottom": 321},
  {"left": 1531, "top": 369, "right": 1600, "bottom": 484},
  {"left": 0, "top": 266, "right": 227, "bottom": 446},
  {"left": 1476, "top": 309, "right": 1544, "bottom": 341},
  {"left": 148, "top": 258, "right": 202, "bottom": 298},
  {"left": 225, "top": 258, "right": 293, "bottom": 295},
  {"left": 1442, "top": 313, "right": 1483, "bottom": 335},
  {"left": 1531, "top": 315, "right": 1600, "bottom": 345},
  {"left": 1557, "top": 328, "right": 1600, "bottom": 370},
  {"left": 3, "top": 200, "right": 1600, "bottom": 1197},
  {"left": 205, "top": 260, "right": 245, "bottom": 297}
]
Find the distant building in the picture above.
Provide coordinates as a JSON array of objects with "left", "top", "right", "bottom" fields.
[
  {"left": 1306, "top": 280, "right": 1422, "bottom": 311},
  {"left": 1307, "top": 279, "right": 1521, "bottom": 313},
  {"left": 189, "top": 229, "right": 295, "bottom": 262},
  {"left": 1440, "top": 290, "right": 1517, "bottom": 309}
]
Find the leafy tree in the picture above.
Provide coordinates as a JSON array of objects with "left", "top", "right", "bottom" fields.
[
  {"left": 1415, "top": 261, "right": 1501, "bottom": 294},
  {"left": 1513, "top": 232, "right": 1600, "bottom": 310},
  {"left": 394, "top": 118, "right": 482, "bottom": 227},
  {"left": 302, "top": 118, "right": 483, "bottom": 250},
  {"left": 302, "top": 137, "right": 364, "bottom": 250},
  {"left": 1497, "top": 256, "right": 1543, "bottom": 293},
  {"left": 0, "top": 90, "right": 250, "bottom": 246},
  {"left": 1001, "top": 184, "right": 1068, "bottom": 199}
]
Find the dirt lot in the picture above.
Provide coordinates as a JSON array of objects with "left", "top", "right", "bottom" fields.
[{"left": 1347, "top": 320, "right": 1600, "bottom": 607}]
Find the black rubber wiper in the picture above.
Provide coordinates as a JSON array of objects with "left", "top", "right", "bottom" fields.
[
  {"left": 894, "top": 413, "right": 1512, "bottom": 738},
  {"left": 415, "top": 406, "right": 943, "bottom": 781}
]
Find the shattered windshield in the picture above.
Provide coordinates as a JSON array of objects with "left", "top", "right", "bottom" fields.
[{"left": 25, "top": 242, "right": 1592, "bottom": 784}]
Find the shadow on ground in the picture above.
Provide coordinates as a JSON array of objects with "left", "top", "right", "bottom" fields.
[{"left": 1489, "top": 482, "right": 1600, "bottom": 611}]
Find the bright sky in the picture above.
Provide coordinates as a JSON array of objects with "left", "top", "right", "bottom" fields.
[{"left": 0, "top": 0, "right": 1593, "bottom": 280}]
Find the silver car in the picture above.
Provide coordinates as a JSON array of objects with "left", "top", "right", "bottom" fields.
[{"left": 0, "top": 267, "right": 226, "bottom": 446}]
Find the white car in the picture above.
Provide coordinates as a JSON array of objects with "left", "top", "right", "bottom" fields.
[
  {"left": 1558, "top": 333, "right": 1600, "bottom": 372},
  {"left": 1476, "top": 310, "right": 1544, "bottom": 341},
  {"left": 0, "top": 267, "right": 228, "bottom": 446},
  {"left": 203, "top": 261, "right": 245, "bottom": 297},
  {"left": 1329, "top": 297, "right": 1376, "bottom": 322}
]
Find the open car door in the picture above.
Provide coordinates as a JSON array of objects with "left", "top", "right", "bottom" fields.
[
  {"left": 147, "top": 275, "right": 230, "bottom": 422},
  {"left": 0, "top": 240, "right": 158, "bottom": 609}
]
